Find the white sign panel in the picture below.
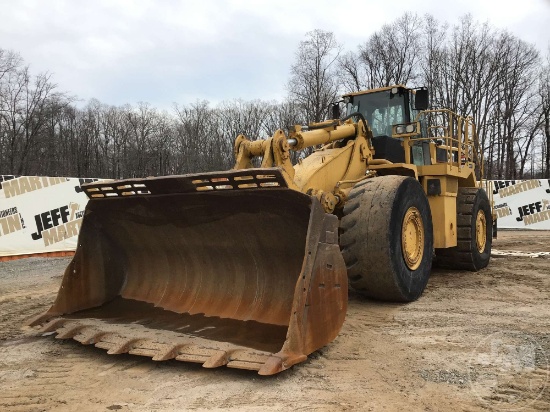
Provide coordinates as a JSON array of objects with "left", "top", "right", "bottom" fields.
[
  {"left": 491, "top": 179, "right": 550, "bottom": 230},
  {"left": 0, "top": 175, "right": 101, "bottom": 257},
  {"left": 1, "top": 175, "right": 549, "bottom": 258}
]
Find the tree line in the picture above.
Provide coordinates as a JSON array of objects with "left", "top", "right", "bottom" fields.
[{"left": 1, "top": 13, "right": 549, "bottom": 179}]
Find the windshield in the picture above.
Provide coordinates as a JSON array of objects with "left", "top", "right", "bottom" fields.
[{"left": 346, "top": 89, "right": 408, "bottom": 137}]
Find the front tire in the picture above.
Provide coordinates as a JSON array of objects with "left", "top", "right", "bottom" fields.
[{"left": 340, "top": 176, "right": 434, "bottom": 302}]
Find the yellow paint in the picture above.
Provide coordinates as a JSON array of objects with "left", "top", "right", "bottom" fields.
[{"left": 232, "top": 84, "right": 491, "bottom": 250}]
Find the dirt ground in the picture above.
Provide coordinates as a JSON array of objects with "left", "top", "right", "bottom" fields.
[{"left": 0, "top": 230, "right": 549, "bottom": 412}]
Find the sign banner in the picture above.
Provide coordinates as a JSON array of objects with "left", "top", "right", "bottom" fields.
[
  {"left": 1, "top": 175, "right": 550, "bottom": 258},
  {"left": 491, "top": 179, "right": 550, "bottom": 230},
  {"left": 0, "top": 175, "right": 103, "bottom": 257}
]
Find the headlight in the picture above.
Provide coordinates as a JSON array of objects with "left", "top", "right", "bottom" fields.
[
  {"left": 396, "top": 125, "right": 405, "bottom": 134},
  {"left": 405, "top": 123, "right": 416, "bottom": 133}
]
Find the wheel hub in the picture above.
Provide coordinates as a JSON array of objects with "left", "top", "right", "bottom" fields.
[
  {"left": 475, "top": 210, "right": 487, "bottom": 253},
  {"left": 401, "top": 207, "right": 424, "bottom": 270}
]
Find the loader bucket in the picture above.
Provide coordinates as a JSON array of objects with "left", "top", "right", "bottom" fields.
[{"left": 27, "top": 168, "right": 347, "bottom": 375}]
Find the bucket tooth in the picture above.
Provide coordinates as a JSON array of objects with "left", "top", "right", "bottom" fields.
[
  {"left": 38, "top": 318, "right": 67, "bottom": 334},
  {"left": 55, "top": 323, "right": 86, "bottom": 339},
  {"left": 175, "top": 346, "right": 214, "bottom": 364},
  {"left": 226, "top": 350, "right": 271, "bottom": 371},
  {"left": 129, "top": 346, "right": 160, "bottom": 358},
  {"left": 26, "top": 311, "right": 59, "bottom": 328},
  {"left": 128, "top": 340, "right": 173, "bottom": 358},
  {"left": 73, "top": 329, "right": 108, "bottom": 345},
  {"left": 94, "top": 340, "right": 117, "bottom": 351},
  {"left": 151, "top": 344, "right": 185, "bottom": 361},
  {"left": 226, "top": 360, "right": 265, "bottom": 371},
  {"left": 257, "top": 354, "right": 307, "bottom": 376},
  {"left": 202, "top": 350, "right": 231, "bottom": 368},
  {"left": 106, "top": 338, "right": 141, "bottom": 355}
]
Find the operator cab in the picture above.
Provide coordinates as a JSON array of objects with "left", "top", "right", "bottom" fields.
[{"left": 343, "top": 86, "right": 428, "bottom": 163}]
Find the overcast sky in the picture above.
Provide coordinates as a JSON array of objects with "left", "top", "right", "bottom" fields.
[{"left": 1, "top": 0, "right": 549, "bottom": 109}]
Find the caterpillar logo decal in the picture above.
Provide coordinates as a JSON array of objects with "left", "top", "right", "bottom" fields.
[
  {"left": 30, "top": 203, "right": 83, "bottom": 247},
  {"left": 0, "top": 207, "right": 26, "bottom": 236},
  {"left": 516, "top": 199, "right": 550, "bottom": 225},
  {"left": 494, "top": 180, "right": 541, "bottom": 198},
  {"left": 1, "top": 176, "right": 69, "bottom": 198}
]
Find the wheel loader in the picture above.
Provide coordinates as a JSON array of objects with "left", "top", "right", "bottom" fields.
[{"left": 27, "top": 85, "right": 494, "bottom": 375}]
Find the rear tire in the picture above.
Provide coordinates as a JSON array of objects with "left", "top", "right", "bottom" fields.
[
  {"left": 340, "top": 176, "right": 434, "bottom": 302},
  {"left": 435, "top": 188, "right": 492, "bottom": 270}
]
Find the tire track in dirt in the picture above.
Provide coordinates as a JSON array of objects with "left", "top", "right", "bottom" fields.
[
  {"left": 392, "top": 234, "right": 550, "bottom": 411},
  {"left": 0, "top": 338, "right": 161, "bottom": 411}
]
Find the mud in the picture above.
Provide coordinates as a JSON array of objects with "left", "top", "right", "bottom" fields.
[{"left": 0, "top": 230, "right": 549, "bottom": 411}]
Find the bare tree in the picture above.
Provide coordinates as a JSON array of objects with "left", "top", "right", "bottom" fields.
[
  {"left": 174, "top": 100, "right": 210, "bottom": 172},
  {"left": 174, "top": 100, "right": 233, "bottom": 172},
  {"left": 287, "top": 30, "right": 341, "bottom": 123},
  {"left": 0, "top": 64, "right": 61, "bottom": 174},
  {"left": 420, "top": 15, "right": 449, "bottom": 106},
  {"left": 263, "top": 100, "right": 304, "bottom": 136},
  {"left": 492, "top": 33, "right": 540, "bottom": 178},
  {"left": 0, "top": 49, "right": 22, "bottom": 83},
  {"left": 541, "top": 52, "right": 550, "bottom": 177},
  {"left": 417, "top": 15, "right": 543, "bottom": 179},
  {"left": 358, "top": 13, "right": 423, "bottom": 88},
  {"left": 338, "top": 51, "right": 368, "bottom": 93},
  {"left": 1, "top": 20, "right": 548, "bottom": 180},
  {"left": 217, "top": 99, "right": 271, "bottom": 140}
]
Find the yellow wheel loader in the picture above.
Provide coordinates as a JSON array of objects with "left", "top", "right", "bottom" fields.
[{"left": 27, "top": 85, "right": 494, "bottom": 375}]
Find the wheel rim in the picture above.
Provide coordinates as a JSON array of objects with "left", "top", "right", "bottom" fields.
[
  {"left": 475, "top": 209, "right": 487, "bottom": 253},
  {"left": 402, "top": 207, "right": 424, "bottom": 271}
]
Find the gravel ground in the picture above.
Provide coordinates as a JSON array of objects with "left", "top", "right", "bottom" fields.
[{"left": 0, "top": 230, "right": 549, "bottom": 411}]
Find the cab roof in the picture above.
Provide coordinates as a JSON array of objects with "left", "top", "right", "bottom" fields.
[{"left": 342, "top": 84, "right": 409, "bottom": 98}]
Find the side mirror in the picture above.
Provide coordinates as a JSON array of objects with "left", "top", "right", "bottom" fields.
[
  {"left": 331, "top": 103, "right": 341, "bottom": 119},
  {"left": 415, "top": 88, "right": 429, "bottom": 110}
]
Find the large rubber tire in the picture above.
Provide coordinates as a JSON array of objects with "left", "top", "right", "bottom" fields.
[
  {"left": 340, "top": 176, "right": 434, "bottom": 302},
  {"left": 435, "top": 188, "right": 492, "bottom": 271}
]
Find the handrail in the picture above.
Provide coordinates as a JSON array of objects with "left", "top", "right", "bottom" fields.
[{"left": 414, "top": 109, "right": 482, "bottom": 177}]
